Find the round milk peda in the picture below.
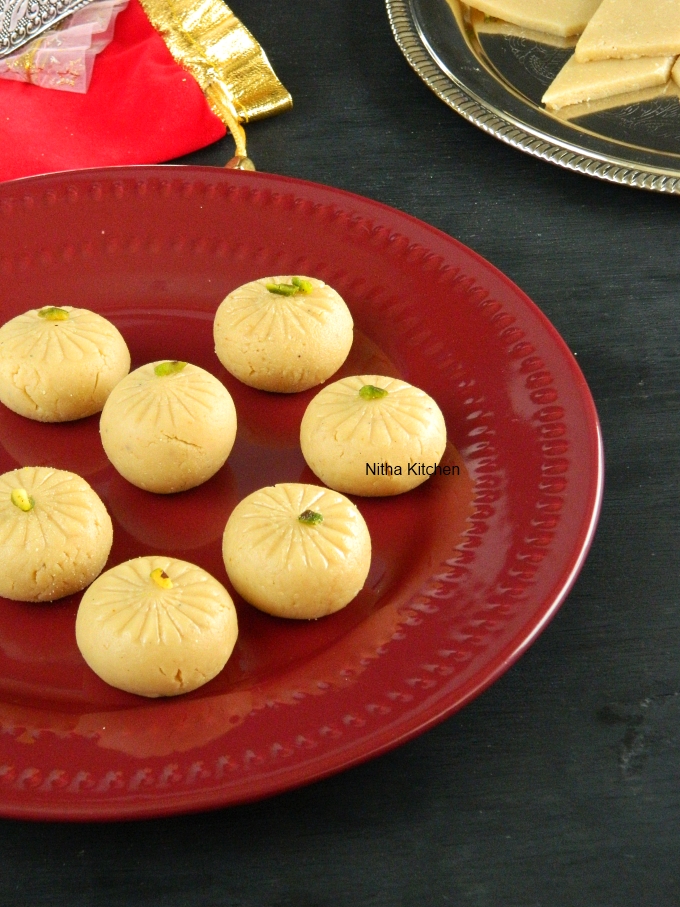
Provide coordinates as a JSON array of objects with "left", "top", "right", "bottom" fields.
[
  {"left": 300, "top": 375, "right": 447, "bottom": 495},
  {"left": 213, "top": 276, "right": 353, "bottom": 392},
  {"left": 222, "top": 483, "right": 371, "bottom": 619},
  {"left": 0, "top": 466, "right": 113, "bottom": 602},
  {"left": 100, "top": 360, "right": 237, "bottom": 493},
  {"left": 0, "top": 306, "right": 130, "bottom": 421},
  {"left": 76, "top": 556, "right": 238, "bottom": 697}
]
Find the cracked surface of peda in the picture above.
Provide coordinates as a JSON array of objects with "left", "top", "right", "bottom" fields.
[
  {"left": 75, "top": 556, "right": 239, "bottom": 698},
  {"left": 0, "top": 466, "right": 113, "bottom": 602},
  {"left": 100, "top": 361, "right": 237, "bottom": 493},
  {"left": 300, "top": 375, "right": 447, "bottom": 495},
  {"left": 213, "top": 276, "right": 354, "bottom": 393},
  {"left": 0, "top": 307, "right": 130, "bottom": 422},
  {"left": 223, "top": 483, "right": 371, "bottom": 620}
]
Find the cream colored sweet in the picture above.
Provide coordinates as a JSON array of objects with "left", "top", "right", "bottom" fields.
[
  {"left": 0, "top": 466, "right": 113, "bottom": 602},
  {"left": 300, "top": 375, "right": 447, "bottom": 496},
  {"left": 222, "top": 483, "right": 371, "bottom": 620},
  {"left": 553, "top": 80, "right": 679, "bottom": 119},
  {"left": 672, "top": 57, "right": 680, "bottom": 88},
  {"left": 75, "top": 556, "right": 238, "bottom": 697},
  {"left": 0, "top": 306, "right": 130, "bottom": 422},
  {"left": 542, "top": 54, "right": 674, "bottom": 109},
  {"left": 574, "top": 0, "right": 680, "bottom": 62},
  {"left": 464, "top": 0, "right": 603, "bottom": 38},
  {"left": 213, "top": 276, "right": 353, "bottom": 392},
  {"left": 472, "top": 9, "right": 578, "bottom": 48},
  {"left": 100, "top": 360, "right": 237, "bottom": 494}
]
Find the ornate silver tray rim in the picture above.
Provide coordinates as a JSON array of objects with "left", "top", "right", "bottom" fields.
[{"left": 386, "top": 0, "right": 680, "bottom": 195}]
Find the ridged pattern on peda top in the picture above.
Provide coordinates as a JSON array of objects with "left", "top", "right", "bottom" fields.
[
  {"left": 233, "top": 484, "right": 363, "bottom": 571},
  {"left": 305, "top": 375, "right": 436, "bottom": 451},
  {"left": 105, "top": 363, "right": 229, "bottom": 431},
  {"left": 217, "top": 277, "right": 343, "bottom": 342},
  {"left": 0, "top": 308, "right": 121, "bottom": 364},
  {"left": 0, "top": 468, "right": 104, "bottom": 544},
  {"left": 83, "top": 558, "right": 232, "bottom": 646}
]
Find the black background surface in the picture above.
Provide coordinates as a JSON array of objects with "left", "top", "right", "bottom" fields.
[{"left": 2, "top": 1, "right": 679, "bottom": 905}]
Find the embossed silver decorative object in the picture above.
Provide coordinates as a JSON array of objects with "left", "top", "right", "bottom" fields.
[
  {"left": 0, "top": 0, "right": 95, "bottom": 58},
  {"left": 386, "top": 0, "right": 680, "bottom": 194}
]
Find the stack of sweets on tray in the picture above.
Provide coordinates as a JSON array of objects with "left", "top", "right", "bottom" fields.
[{"left": 465, "top": 0, "right": 680, "bottom": 111}]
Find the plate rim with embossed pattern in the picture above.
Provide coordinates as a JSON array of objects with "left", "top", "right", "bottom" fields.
[
  {"left": 0, "top": 166, "right": 603, "bottom": 820},
  {"left": 386, "top": 0, "right": 680, "bottom": 194}
]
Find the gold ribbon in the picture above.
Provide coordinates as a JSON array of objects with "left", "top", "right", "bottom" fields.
[{"left": 138, "top": 0, "right": 292, "bottom": 167}]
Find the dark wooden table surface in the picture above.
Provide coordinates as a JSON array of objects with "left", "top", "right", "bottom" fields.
[{"left": 2, "top": 1, "right": 679, "bottom": 905}]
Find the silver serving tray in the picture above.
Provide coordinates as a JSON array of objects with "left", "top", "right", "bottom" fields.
[
  {"left": 386, "top": 0, "right": 680, "bottom": 194},
  {"left": 0, "top": 0, "right": 94, "bottom": 58}
]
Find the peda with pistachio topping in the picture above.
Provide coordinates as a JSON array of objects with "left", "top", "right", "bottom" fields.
[
  {"left": 222, "top": 483, "right": 371, "bottom": 619},
  {"left": 75, "top": 556, "right": 238, "bottom": 697},
  {"left": 100, "top": 360, "right": 237, "bottom": 494},
  {"left": 300, "top": 375, "right": 447, "bottom": 496},
  {"left": 0, "top": 306, "right": 130, "bottom": 422},
  {"left": 0, "top": 466, "right": 113, "bottom": 602},
  {"left": 213, "top": 276, "right": 354, "bottom": 392}
]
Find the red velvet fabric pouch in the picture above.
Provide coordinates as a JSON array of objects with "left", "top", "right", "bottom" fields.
[{"left": 0, "top": 0, "right": 227, "bottom": 182}]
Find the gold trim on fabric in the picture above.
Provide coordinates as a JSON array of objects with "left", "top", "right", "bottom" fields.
[{"left": 138, "top": 0, "right": 292, "bottom": 151}]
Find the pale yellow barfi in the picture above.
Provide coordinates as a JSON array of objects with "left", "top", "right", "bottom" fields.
[
  {"left": 543, "top": 53, "right": 674, "bottom": 109},
  {"left": 554, "top": 80, "right": 679, "bottom": 119},
  {"left": 465, "top": 0, "right": 603, "bottom": 38},
  {"left": 574, "top": 0, "right": 680, "bottom": 61},
  {"left": 471, "top": 9, "right": 578, "bottom": 48}
]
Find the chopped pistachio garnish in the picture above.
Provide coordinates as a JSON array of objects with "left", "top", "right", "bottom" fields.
[
  {"left": 359, "top": 384, "right": 388, "bottom": 400},
  {"left": 11, "top": 488, "right": 34, "bottom": 512},
  {"left": 37, "top": 306, "right": 69, "bottom": 321},
  {"left": 150, "top": 568, "right": 173, "bottom": 589},
  {"left": 154, "top": 360, "right": 187, "bottom": 377},
  {"left": 291, "top": 276, "right": 314, "bottom": 293},
  {"left": 298, "top": 509, "right": 323, "bottom": 525},
  {"left": 266, "top": 282, "right": 297, "bottom": 296},
  {"left": 266, "top": 277, "right": 313, "bottom": 296}
]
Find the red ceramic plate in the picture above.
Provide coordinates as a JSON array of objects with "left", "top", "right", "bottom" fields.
[{"left": 0, "top": 167, "right": 602, "bottom": 820}]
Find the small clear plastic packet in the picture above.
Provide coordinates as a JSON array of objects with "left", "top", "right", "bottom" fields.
[{"left": 69, "top": 0, "right": 127, "bottom": 50}]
